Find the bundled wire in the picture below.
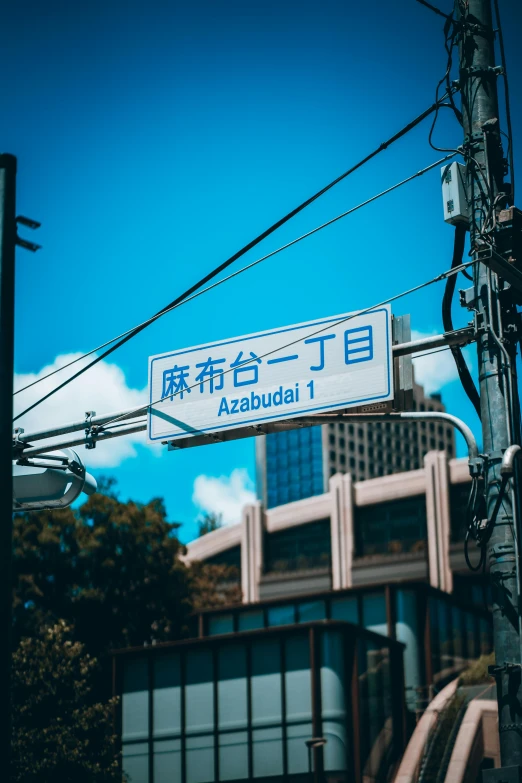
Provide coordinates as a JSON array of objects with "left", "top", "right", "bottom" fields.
[
  {"left": 464, "top": 476, "right": 487, "bottom": 571},
  {"left": 442, "top": 223, "right": 481, "bottom": 418}
]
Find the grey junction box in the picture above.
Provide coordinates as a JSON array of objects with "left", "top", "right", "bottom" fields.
[{"left": 441, "top": 161, "right": 469, "bottom": 226}]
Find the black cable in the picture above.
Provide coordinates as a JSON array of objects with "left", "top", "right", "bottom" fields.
[
  {"left": 428, "top": 9, "right": 463, "bottom": 153},
  {"left": 493, "top": 0, "right": 515, "bottom": 203},
  {"left": 14, "top": 93, "right": 457, "bottom": 422},
  {"left": 102, "top": 256, "right": 477, "bottom": 429},
  {"left": 415, "top": 0, "right": 452, "bottom": 20},
  {"left": 442, "top": 223, "right": 482, "bottom": 418},
  {"left": 15, "top": 153, "right": 456, "bottom": 402},
  {"left": 464, "top": 477, "right": 487, "bottom": 572}
]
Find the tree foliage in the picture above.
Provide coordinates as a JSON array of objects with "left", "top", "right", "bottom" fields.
[
  {"left": 188, "top": 560, "right": 242, "bottom": 610},
  {"left": 13, "top": 486, "right": 241, "bottom": 655},
  {"left": 13, "top": 492, "right": 191, "bottom": 655},
  {"left": 197, "top": 511, "right": 223, "bottom": 537},
  {"left": 11, "top": 621, "right": 120, "bottom": 783},
  {"left": 12, "top": 480, "right": 241, "bottom": 778}
]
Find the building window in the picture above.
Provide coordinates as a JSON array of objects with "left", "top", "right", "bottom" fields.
[
  {"left": 358, "top": 444, "right": 364, "bottom": 455},
  {"left": 330, "top": 450, "right": 336, "bottom": 461},
  {"left": 340, "top": 454, "right": 346, "bottom": 465},
  {"left": 430, "top": 439, "right": 436, "bottom": 449},
  {"left": 359, "top": 461, "right": 365, "bottom": 472},
  {"left": 339, "top": 422, "right": 345, "bottom": 432},
  {"left": 340, "top": 437, "right": 345, "bottom": 449},
  {"left": 349, "top": 440, "right": 355, "bottom": 452},
  {"left": 350, "top": 457, "right": 356, "bottom": 469},
  {"left": 329, "top": 434, "right": 335, "bottom": 445},
  {"left": 349, "top": 425, "right": 354, "bottom": 435},
  {"left": 358, "top": 428, "right": 364, "bottom": 439},
  {"left": 355, "top": 496, "right": 427, "bottom": 557},
  {"left": 264, "top": 518, "right": 332, "bottom": 573}
]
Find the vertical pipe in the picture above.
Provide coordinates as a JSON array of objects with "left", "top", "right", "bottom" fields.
[
  {"left": 309, "top": 628, "right": 323, "bottom": 783},
  {"left": 0, "top": 154, "right": 16, "bottom": 772}
]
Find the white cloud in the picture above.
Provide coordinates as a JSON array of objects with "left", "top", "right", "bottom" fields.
[
  {"left": 411, "top": 330, "right": 474, "bottom": 395},
  {"left": 192, "top": 468, "right": 256, "bottom": 526},
  {"left": 14, "top": 353, "right": 151, "bottom": 468}
]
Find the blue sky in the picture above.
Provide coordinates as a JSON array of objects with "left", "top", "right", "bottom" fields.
[{"left": 5, "top": 0, "right": 522, "bottom": 541}]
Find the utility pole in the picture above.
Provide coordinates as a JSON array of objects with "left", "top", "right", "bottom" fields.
[
  {"left": 458, "top": 0, "right": 522, "bottom": 772},
  {"left": 0, "top": 153, "right": 17, "bottom": 769}
]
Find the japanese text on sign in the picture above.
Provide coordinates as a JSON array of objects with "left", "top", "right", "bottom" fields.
[{"left": 148, "top": 307, "right": 392, "bottom": 442}]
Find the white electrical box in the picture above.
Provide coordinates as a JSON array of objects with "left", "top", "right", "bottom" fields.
[{"left": 441, "top": 161, "right": 469, "bottom": 226}]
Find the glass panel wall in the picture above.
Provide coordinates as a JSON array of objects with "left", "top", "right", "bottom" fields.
[
  {"left": 395, "top": 590, "right": 421, "bottom": 712},
  {"left": 202, "top": 583, "right": 493, "bottom": 714},
  {"left": 321, "top": 630, "right": 348, "bottom": 773},
  {"left": 209, "top": 614, "right": 235, "bottom": 636},
  {"left": 265, "top": 426, "right": 324, "bottom": 508},
  {"left": 358, "top": 638, "right": 393, "bottom": 783},
  {"left": 119, "top": 623, "right": 404, "bottom": 783}
]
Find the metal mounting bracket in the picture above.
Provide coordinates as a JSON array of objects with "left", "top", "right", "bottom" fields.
[{"left": 84, "top": 411, "right": 98, "bottom": 450}]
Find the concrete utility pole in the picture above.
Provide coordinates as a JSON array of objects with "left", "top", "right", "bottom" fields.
[
  {"left": 0, "top": 153, "right": 17, "bottom": 769},
  {"left": 459, "top": 0, "right": 522, "bottom": 772}
]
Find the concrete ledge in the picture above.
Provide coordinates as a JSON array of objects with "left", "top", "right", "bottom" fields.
[
  {"left": 265, "top": 492, "right": 331, "bottom": 531},
  {"left": 444, "top": 699, "right": 498, "bottom": 783},
  {"left": 394, "top": 679, "right": 459, "bottom": 783},
  {"left": 185, "top": 521, "right": 242, "bottom": 561}
]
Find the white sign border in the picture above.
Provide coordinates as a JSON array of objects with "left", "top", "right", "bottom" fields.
[{"left": 148, "top": 307, "right": 392, "bottom": 442}]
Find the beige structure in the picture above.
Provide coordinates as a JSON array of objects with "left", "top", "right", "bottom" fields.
[
  {"left": 395, "top": 677, "right": 499, "bottom": 783},
  {"left": 186, "top": 451, "right": 473, "bottom": 602}
]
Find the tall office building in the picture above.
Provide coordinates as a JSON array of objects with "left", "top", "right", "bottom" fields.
[{"left": 256, "top": 380, "right": 455, "bottom": 508}]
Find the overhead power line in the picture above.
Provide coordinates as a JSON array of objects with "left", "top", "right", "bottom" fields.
[
  {"left": 13, "top": 91, "right": 457, "bottom": 421},
  {"left": 414, "top": 0, "right": 453, "bottom": 21},
  {"left": 101, "top": 257, "right": 477, "bottom": 431},
  {"left": 15, "top": 153, "right": 457, "bottom": 400},
  {"left": 14, "top": 258, "right": 477, "bottom": 457}
]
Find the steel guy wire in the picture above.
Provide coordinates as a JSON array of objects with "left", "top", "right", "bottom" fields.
[
  {"left": 100, "top": 257, "right": 478, "bottom": 431},
  {"left": 13, "top": 152, "right": 457, "bottom": 419}
]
